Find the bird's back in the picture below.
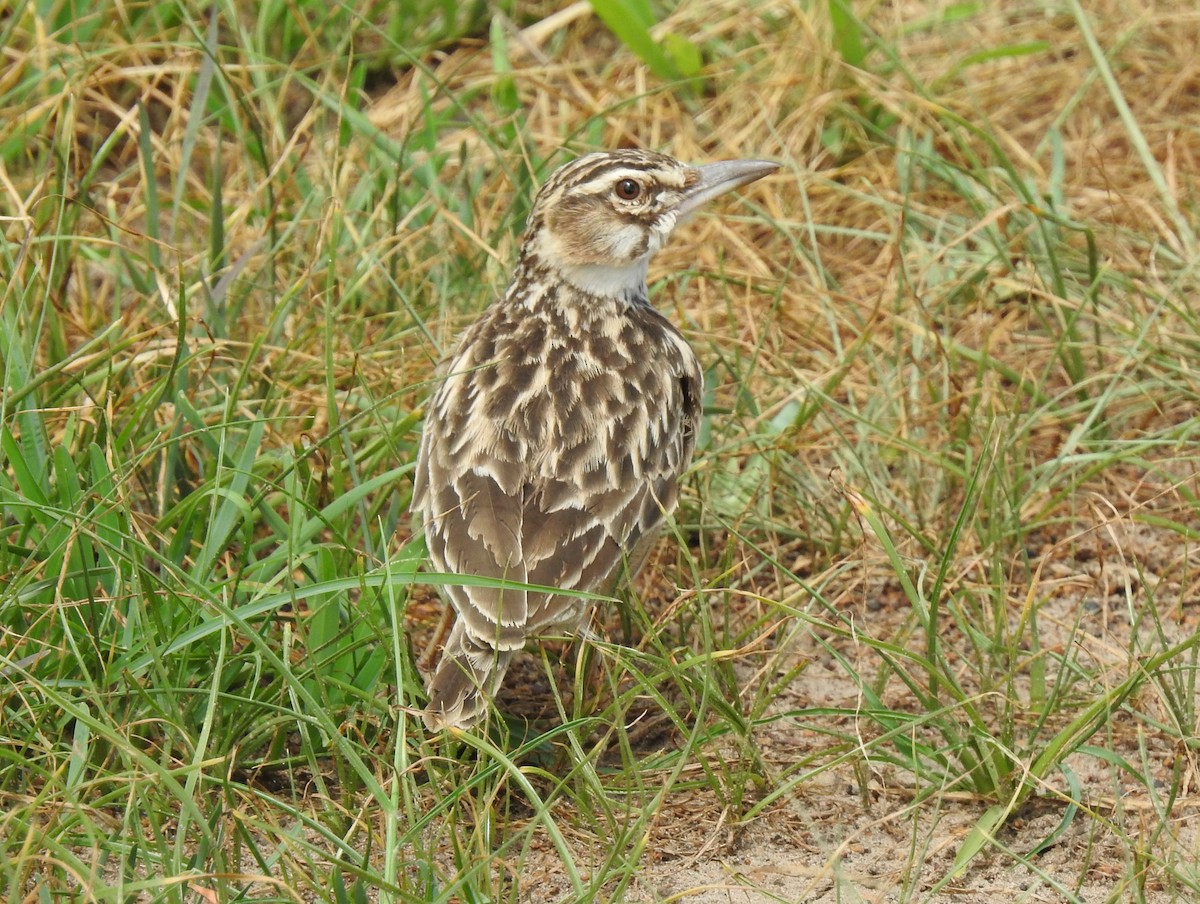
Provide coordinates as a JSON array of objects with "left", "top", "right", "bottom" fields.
[
  {"left": 413, "top": 148, "right": 776, "bottom": 730},
  {"left": 413, "top": 285, "right": 702, "bottom": 643}
]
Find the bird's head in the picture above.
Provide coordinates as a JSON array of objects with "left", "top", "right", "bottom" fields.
[{"left": 521, "top": 149, "right": 778, "bottom": 300}]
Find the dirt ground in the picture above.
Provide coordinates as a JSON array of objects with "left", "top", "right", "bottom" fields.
[{"left": 461, "top": 513, "right": 1200, "bottom": 902}]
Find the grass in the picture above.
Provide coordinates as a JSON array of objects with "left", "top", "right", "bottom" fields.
[{"left": 3, "top": 0, "right": 1200, "bottom": 901}]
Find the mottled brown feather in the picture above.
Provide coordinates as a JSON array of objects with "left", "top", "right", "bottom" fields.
[{"left": 412, "top": 149, "right": 776, "bottom": 731}]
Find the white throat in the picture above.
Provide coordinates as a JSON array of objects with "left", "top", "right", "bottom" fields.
[{"left": 557, "top": 258, "right": 650, "bottom": 299}]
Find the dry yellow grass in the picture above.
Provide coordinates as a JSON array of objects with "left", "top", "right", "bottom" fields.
[{"left": 3, "top": 0, "right": 1199, "bottom": 900}]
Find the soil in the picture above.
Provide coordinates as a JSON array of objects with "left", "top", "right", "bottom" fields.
[{"left": 408, "top": 512, "right": 1200, "bottom": 903}]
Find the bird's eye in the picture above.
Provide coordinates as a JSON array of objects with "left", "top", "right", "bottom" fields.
[{"left": 614, "top": 178, "right": 642, "bottom": 201}]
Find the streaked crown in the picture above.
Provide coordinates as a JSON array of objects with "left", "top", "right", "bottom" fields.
[{"left": 520, "top": 149, "right": 778, "bottom": 299}]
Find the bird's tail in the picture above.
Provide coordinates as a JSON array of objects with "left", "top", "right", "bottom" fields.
[{"left": 422, "top": 621, "right": 514, "bottom": 732}]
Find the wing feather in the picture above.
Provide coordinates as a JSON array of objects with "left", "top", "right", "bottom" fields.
[{"left": 414, "top": 301, "right": 702, "bottom": 655}]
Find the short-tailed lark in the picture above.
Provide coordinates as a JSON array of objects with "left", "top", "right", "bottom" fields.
[{"left": 413, "top": 149, "right": 778, "bottom": 731}]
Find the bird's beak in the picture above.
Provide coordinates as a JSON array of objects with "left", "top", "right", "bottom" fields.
[{"left": 678, "top": 159, "right": 779, "bottom": 219}]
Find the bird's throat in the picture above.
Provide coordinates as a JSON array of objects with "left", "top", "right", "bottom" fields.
[{"left": 555, "top": 258, "right": 650, "bottom": 302}]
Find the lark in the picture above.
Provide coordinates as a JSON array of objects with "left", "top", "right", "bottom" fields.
[{"left": 413, "top": 149, "right": 778, "bottom": 731}]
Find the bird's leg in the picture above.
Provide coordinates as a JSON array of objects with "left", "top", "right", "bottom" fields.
[{"left": 418, "top": 601, "right": 456, "bottom": 673}]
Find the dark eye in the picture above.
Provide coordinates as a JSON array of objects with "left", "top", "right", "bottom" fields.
[{"left": 615, "top": 178, "right": 641, "bottom": 201}]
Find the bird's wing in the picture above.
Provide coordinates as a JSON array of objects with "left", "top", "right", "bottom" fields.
[
  {"left": 521, "top": 330, "right": 703, "bottom": 632},
  {"left": 414, "top": 308, "right": 702, "bottom": 644},
  {"left": 414, "top": 315, "right": 534, "bottom": 651},
  {"left": 417, "top": 439, "right": 533, "bottom": 650}
]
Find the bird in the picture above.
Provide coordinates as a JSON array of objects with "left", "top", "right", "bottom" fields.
[{"left": 412, "top": 148, "right": 778, "bottom": 731}]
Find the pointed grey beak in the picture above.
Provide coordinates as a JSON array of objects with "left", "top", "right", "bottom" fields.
[{"left": 678, "top": 159, "right": 779, "bottom": 219}]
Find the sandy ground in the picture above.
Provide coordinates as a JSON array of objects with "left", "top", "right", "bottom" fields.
[{"left": 484, "top": 515, "right": 1200, "bottom": 902}]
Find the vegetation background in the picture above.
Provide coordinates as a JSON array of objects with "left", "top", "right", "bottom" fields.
[{"left": 2, "top": 0, "right": 1198, "bottom": 901}]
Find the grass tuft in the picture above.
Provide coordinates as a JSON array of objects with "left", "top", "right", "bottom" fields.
[{"left": 3, "top": 0, "right": 1199, "bottom": 901}]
